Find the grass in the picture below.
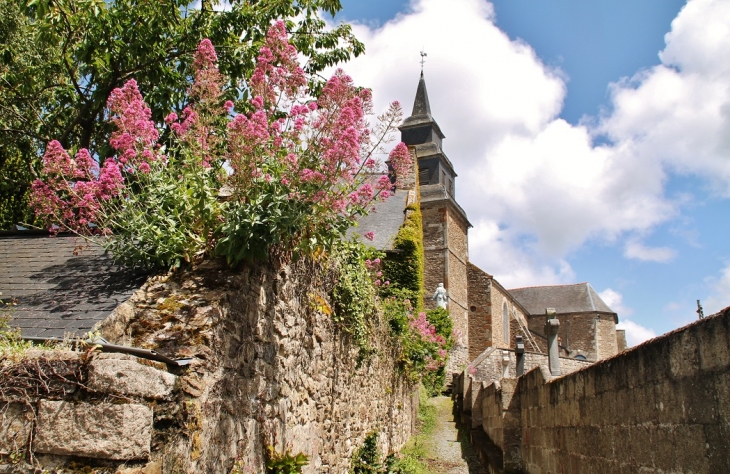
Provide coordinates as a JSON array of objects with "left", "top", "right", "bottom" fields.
[
  {"left": 388, "top": 386, "right": 439, "bottom": 474},
  {"left": 0, "top": 299, "right": 33, "bottom": 359}
]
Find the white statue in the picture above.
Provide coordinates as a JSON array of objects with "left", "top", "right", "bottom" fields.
[{"left": 432, "top": 283, "right": 448, "bottom": 309}]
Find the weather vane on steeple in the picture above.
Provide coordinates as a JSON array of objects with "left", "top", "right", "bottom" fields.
[{"left": 420, "top": 50, "right": 427, "bottom": 75}]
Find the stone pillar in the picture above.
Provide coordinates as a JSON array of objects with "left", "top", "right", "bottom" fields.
[
  {"left": 545, "top": 308, "right": 561, "bottom": 376},
  {"left": 501, "top": 350, "right": 510, "bottom": 379},
  {"left": 515, "top": 335, "right": 525, "bottom": 377}
]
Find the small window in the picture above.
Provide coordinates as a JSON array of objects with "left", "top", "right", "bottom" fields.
[
  {"left": 574, "top": 354, "right": 587, "bottom": 361},
  {"left": 503, "top": 302, "right": 509, "bottom": 344},
  {"left": 419, "top": 168, "right": 430, "bottom": 185},
  {"left": 448, "top": 179, "right": 454, "bottom": 196},
  {"left": 441, "top": 170, "right": 446, "bottom": 184},
  {"left": 470, "top": 306, "right": 477, "bottom": 312}
]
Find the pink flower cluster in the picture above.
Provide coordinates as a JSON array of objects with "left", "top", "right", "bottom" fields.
[
  {"left": 32, "top": 22, "right": 413, "bottom": 262},
  {"left": 227, "top": 21, "right": 412, "bottom": 232},
  {"left": 408, "top": 311, "right": 448, "bottom": 370},
  {"left": 30, "top": 141, "right": 123, "bottom": 233},
  {"left": 166, "top": 39, "right": 226, "bottom": 166},
  {"left": 108, "top": 79, "right": 160, "bottom": 172},
  {"left": 364, "top": 257, "right": 390, "bottom": 287}
]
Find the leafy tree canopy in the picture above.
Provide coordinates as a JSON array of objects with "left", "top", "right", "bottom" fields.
[{"left": 0, "top": 0, "right": 364, "bottom": 229}]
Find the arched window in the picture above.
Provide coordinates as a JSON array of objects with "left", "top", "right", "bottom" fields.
[{"left": 503, "top": 302, "right": 509, "bottom": 344}]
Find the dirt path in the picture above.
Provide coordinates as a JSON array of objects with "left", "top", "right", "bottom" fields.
[{"left": 419, "top": 396, "right": 488, "bottom": 474}]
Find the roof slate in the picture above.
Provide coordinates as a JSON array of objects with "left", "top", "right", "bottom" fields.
[
  {"left": 0, "top": 235, "right": 147, "bottom": 338},
  {"left": 508, "top": 283, "right": 615, "bottom": 316},
  {"left": 347, "top": 190, "right": 409, "bottom": 251}
]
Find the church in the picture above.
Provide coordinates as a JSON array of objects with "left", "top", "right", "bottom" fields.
[{"left": 396, "top": 72, "right": 626, "bottom": 372}]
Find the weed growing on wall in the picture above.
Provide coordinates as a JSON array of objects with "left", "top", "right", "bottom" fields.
[
  {"left": 266, "top": 448, "right": 309, "bottom": 474},
  {"left": 31, "top": 23, "right": 411, "bottom": 269},
  {"left": 351, "top": 407, "right": 438, "bottom": 474},
  {"left": 351, "top": 431, "right": 384, "bottom": 473},
  {"left": 0, "top": 296, "right": 32, "bottom": 358},
  {"left": 331, "top": 240, "right": 382, "bottom": 356}
]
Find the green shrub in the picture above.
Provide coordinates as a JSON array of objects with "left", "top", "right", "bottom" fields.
[
  {"left": 266, "top": 448, "right": 309, "bottom": 474},
  {"left": 351, "top": 432, "right": 383, "bottom": 474}
]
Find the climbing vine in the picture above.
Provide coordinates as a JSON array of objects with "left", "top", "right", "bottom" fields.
[{"left": 380, "top": 204, "right": 424, "bottom": 311}]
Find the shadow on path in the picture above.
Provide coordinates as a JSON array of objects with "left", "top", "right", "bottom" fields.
[{"left": 423, "top": 396, "right": 488, "bottom": 474}]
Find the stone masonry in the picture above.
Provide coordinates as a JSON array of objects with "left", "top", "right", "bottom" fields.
[
  {"left": 454, "top": 305, "right": 730, "bottom": 474},
  {"left": 0, "top": 259, "right": 417, "bottom": 473}
]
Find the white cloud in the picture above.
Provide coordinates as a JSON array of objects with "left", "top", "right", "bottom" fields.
[
  {"left": 600, "top": 288, "right": 657, "bottom": 347},
  {"left": 598, "top": 288, "right": 634, "bottom": 317},
  {"left": 623, "top": 238, "right": 677, "bottom": 263},
  {"left": 703, "top": 264, "right": 730, "bottom": 315},
  {"left": 617, "top": 320, "right": 658, "bottom": 347},
  {"left": 334, "top": 0, "right": 730, "bottom": 291}
]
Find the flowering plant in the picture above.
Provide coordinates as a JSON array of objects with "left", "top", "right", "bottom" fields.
[
  {"left": 31, "top": 22, "right": 411, "bottom": 268},
  {"left": 382, "top": 297, "right": 450, "bottom": 385}
]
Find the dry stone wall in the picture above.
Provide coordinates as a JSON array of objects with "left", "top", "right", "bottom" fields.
[
  {"left": 0, "top": 259, "right": 417, "bottom": 473},
  {"left": 455, "top": 306, "right": 730, "bottom": 474}
]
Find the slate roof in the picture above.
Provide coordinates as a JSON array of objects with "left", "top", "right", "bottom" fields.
[
  {"left": 347, "top": 188, "right": 409, "bottom": 251},
  {"left": 0, "top": 234, "right": 147, "bottom": 338},
  {"left": 508, "top": 283, "right": 616, "bottom": 316}
]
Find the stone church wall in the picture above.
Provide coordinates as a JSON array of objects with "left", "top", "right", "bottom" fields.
[
  {"left": 0, "top": 260, "right": 417, "bottom": 473},
  {"left": 459, "top": 306, "right": 730, "bottom": 474},
  {"left": 422, "top": 206, "right": 445, "bottom": 311},
  {"left": 467, "top": 263, "right": 493, "bottom": 361},
  {"left": 526, "top": 312, "right": 618, "bottom": 361}
]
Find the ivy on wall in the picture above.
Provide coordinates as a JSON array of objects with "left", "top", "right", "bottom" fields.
[{"left": 381, "top": 203, "right": 425, "bottom": 311}]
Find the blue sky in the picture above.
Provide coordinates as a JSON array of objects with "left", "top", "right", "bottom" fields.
[{"left": 331, "top": 0, "right": 730, "bottom": 345}]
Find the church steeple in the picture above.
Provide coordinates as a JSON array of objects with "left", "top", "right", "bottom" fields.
[
  {"left": 399, "top": 69, "right": 472, "bottom": 375},
  {"left": 400, "top": 73, "right": 444, "bottom": 148},
  {"left": 411, "top": 71, "right": 432, "bottom": 117}
]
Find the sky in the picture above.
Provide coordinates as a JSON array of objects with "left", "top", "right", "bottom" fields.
[{"left": 330, "top": 0, "right": 730, "bottom": 346}]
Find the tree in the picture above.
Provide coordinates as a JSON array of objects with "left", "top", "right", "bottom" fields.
[{"left": 0, "top": 0, "right": 364, "bottom": 229}]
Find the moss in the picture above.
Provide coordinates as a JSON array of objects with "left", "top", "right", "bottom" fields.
[
  {"left": 381, "top": 203, "right": 425, "bottom": 311},
  {"left": 157, "top": 296, "right": 184, "bottom": 313}
]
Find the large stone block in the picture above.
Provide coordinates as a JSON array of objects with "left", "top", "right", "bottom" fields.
[
  {"left": 88, "top": 358, "right": 176, "bottom": 399},
  {"left": 34, "top": 401, "right": 152, "bottom": 460},
  {"left": 0, "top": 403, "right": 33, "bottom": 454}
]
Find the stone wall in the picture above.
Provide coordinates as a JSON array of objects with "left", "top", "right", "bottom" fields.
[
  {"left": 467, "top": 263, "right": 492, "bottom": 361},
  {"left": 1, "top": 260, "right": 418, "bottom": 473},
  {"left": 526, "top": 312, "right": 618, "bottom": 361},
  {"left": 0, "top": 352, "right": 172, "bottom": 467},
  {"left": 489, "top": 282, "right": 530, "bottom": 351},
  {"left": 422, "top": 202, "right": 470, "bottom": 373},
  {"left": 422, "top": 206, "right": 445, "bottom": 303},
  {"left": 470, "top": 349, "right": 591, "bottom": 385},
  {"left": 458, "top": 306, "right": 730, "bottom": 474}
]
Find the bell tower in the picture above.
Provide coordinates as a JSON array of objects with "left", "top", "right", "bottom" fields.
[{"left": 400, "top": 72, "right": 471, "bottom": 372}]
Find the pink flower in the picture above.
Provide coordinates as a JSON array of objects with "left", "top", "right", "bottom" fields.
[
  {"left": 138, "top": 162, "right": 150, "bottom": 173},
  {"left": 165, "top": 112, "right": 178, "bottom": 124},
  {"left": 224, "top": 100, "right": 234, "bottom": 110},
  {"left": 364, "top": 231, "right": 374, "bottom": 241}
]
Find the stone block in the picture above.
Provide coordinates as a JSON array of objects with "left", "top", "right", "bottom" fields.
[
  {"left": 88, "top": 358, "right": 176, "bottom": 399},
  {"left": 698, "top": 316, "right": 730, "bottom": 372},
  {"left": 34, "top": 401, "right": 152, "bottom": 460},
  {"left": 0, "top": 403, "right": 33, "bottom": 454}
]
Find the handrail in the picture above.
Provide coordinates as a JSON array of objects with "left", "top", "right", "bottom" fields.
[{"left": 22, "top": 336, "right": 193, "bottom": 367}]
